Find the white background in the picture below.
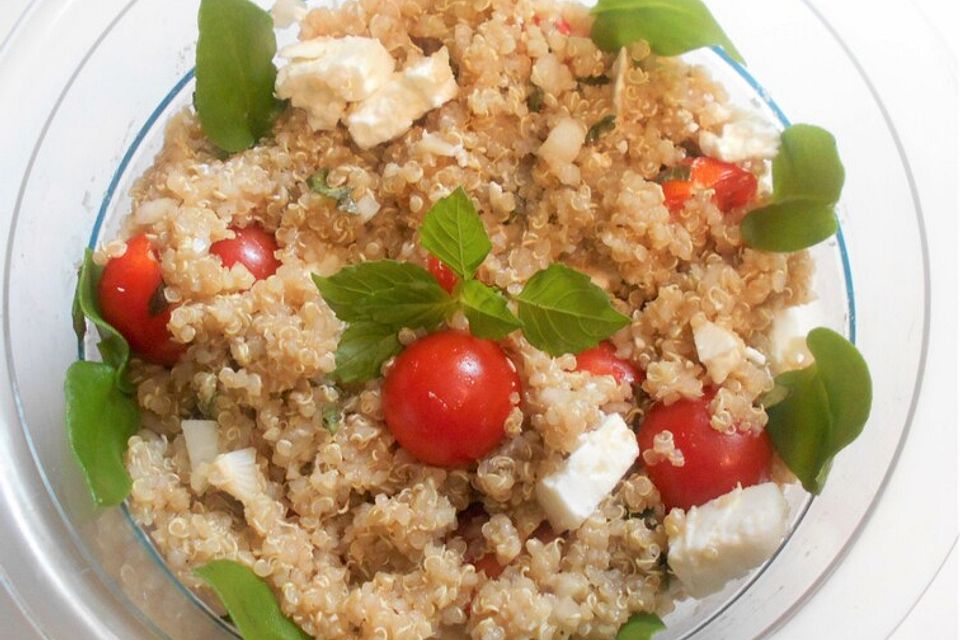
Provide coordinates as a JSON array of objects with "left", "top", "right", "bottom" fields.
[{"left": 0, "top": 0, "right": 956, "bottom": 638}]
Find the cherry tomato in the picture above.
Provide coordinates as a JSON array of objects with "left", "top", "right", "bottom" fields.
[
  {"left": 427, "top": 255, "right": 459, "bottom": 293},
  {"left": 661, "top": 157, "right": 758, "bottom": 214},
  {"left": 98, "top": 234, "right": 184, "bottom": 367},
  {"left": 210, "top": 224, "right": 280, "bottom": 281},
  {"left": 637, "top": 392, "right": 772, "bottom": 510},
  {"left": 575, "top": 341, "right": 642, "bottom": 386},
  {"left": 382, "top": 330, "right": 521, "bottom": 467}
]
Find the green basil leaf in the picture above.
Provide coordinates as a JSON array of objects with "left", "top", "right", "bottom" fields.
[
  {"left": 739, "top": 200, "right": 838, "bottom": 253},
  {"left": 741, "top": 124, "right": 845, "bottom": 253},
  {"left": 308, "top": 169, "right": 359, "bottom": 214},
  {"left": 333, "top": 322, "right": 403, "bottom": 384},
  {"left": 74, "top": 250, "right": 133, "bottom": 392},
  {"left": 617, "top": 612, "right": 666, "bottom": 640},
  {"left": 321, "top": 404, "right": 342, "bottom": 435},
  {"left": 765, "top": 327, "right": 872, "bottom": 494},
  {"left": 578, "top": 74, "right": 611, "bottom": 86},
  {"left": 419, "top": 187, "right": 492, "bottom": 280},
  {"left": 590, "top": 0, "right": 744, "bottom": 63},
  {"left": 361, "top": 281, "right": 457, "bottom": 329},
  {"left": 65, "top": 361, "right": 140, "bottom": 507},
  {"left": 195, "top": 560, "right": 310, "bottom": 640},
  {"left": 458, "top": 280, "right": 523, "bottom": 340},
  {"left": 196, "top": 0, "right": 282, "bottom": 153},
  {"left": 527, "top": 86, "right": 545, "bottom": 113},
  {"left": 516, "top": 264, "right": 630, "bottom": 356},
  {"left": 312, "top": 261, "right": 438, "bottom": 323},
  {"left": 772, "top": 124, "right": 845, "bottom": 206},
  {"left": 586, "top": 114, "right": 617, "bottom": 143}
]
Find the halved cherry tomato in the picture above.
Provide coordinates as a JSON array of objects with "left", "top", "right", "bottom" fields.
[
  {"left": 575, "top": 341, "right": 642, "bottom": 386},
  {"left": 98, "top": 234, "right": 184, "bottom": 367},
  {"left": 210, "top": 224, "right": 280, "bottom": 281},
  {"left": 427, "top": 255, "right": 459, "bottom": 294},
  {"left": 662, "top": 157, "right": 758, "bottom": 214},
  {"left": 532, "top": 14, "right": 574, "bottom": 35},
  {"left": 382, "top": 331, "right": 520, "bottom": 467},
  {"left": 637, "top": 392, "right": 772, "bottom": 510}
]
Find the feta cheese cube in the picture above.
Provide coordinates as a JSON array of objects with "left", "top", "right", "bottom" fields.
[
  {"left": 346, "top": 48, "right": 458, "bottom": 149},
  {"left": 538, "top": 117, "right": 587, "bottom": 186},
  {"left": 536, "top": 413, "right": 640, "bottom": 532},
  {"left": 666, "top": 482, "right": 789, "bottom": 598},
  {"left": 692, "top": 317, "right": 746, "bottom": 384},
  {"left": 698, "top": 116, "right": 781, "bottom": 163},
  {"left": 276, "top": 36, "right": 396, "bottom": 131}
]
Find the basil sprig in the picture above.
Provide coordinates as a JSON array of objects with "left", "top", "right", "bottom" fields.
[
  {"left": 313, "top": 187, "right": 629, "bottom": 381},
  {"left": 590, "top": 0, "right": 744, "bottom": 63},
  {"left": 764, "top": 328, "right": 871, "bottom": 493},
  {"left": 616, "top": 612, "right": 666, "bottom": 639},
  {"left": 68, "top": 251, "right": 140, "bottom": 506},
  {"left": 740, "top": 125, "right": 845, "bottom": 252},
  {"left": 195, "top": 0, "right": 284, "bottom": 153},
  {"left": 195, "top": 560, "right": 310, "bottom": 640}
]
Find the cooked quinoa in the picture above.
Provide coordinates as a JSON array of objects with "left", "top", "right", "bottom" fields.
[{"left": 109, "top": 0, "right": 812, "bottom": 637}]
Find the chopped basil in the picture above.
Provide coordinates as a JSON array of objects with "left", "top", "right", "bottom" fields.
[
  {"left": 458, "top": 280, "right": 522, "bottom": 340},
  {"left": 195, "top": 560, "right": 310, "bottom": 640},
  {"left": 527, "top": 86, "right": 545, "bottom": 113},
  {"left": 763, "top": 328, "right": 872, "bottom": 494},
  {"left": 740, "top": 124, "right": 845, "bottom": 252},
  {"left": 586, "top": 114, "right": 617, "bottom": 143},
  {"left": 65, "top": 361, "right": 140, "bottom": 507},
  {"left": 616, "top": 612, "right": 666, "bottom": 640},
  {"left": 419, "top": 187, "right": 493, "bottom": 280},
  {"left": 516, "top": 264, "right": 630, "bottom": 356},
  {"left": 321, "top": 404, "right": 342, "bottom": 435},
  {"left": 656, "top": 164, "right": 692, "bottom": 183},
  {"left": 590, "top": 0, "right": 744, "bottom": 63},
  {"left": 308, "top": 169, "right": 359, "bottom": 214},
  {"left": 195, "top": 0, "right": 284, "bottom": 153},
  {"left": 578, "top": 74, "right": 611, "bottom": 86}
]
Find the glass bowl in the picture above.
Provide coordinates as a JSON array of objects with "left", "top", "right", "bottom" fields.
[{"left": 0, "top": 1, "right": 930, "bottom": 638}]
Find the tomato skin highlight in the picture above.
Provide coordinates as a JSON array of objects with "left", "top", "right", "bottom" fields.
[
  {"left": 382, "top": 330, "right": 520, "bottom": 467},
  {"left": 637, "top": 393, "right": 773, "bottom": 511},
  {"left": 575, "top": 341, "right": 642, "bottom": 386},
  {"left": 210, "top": 225, "right": 280, "bottom": 281},
  {"left": 661, "top": 157, "right": 758, "bottom": 214},
  {"left": 427, "top": 255, "right": 459, "bottom": 293},
  {"left": 98, "top": 234, "right": 184, "bottom": 367}
]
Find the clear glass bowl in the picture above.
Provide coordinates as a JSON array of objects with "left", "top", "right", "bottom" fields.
[{"left": 0, "top": 1, "right": 930, "bottom": 638}]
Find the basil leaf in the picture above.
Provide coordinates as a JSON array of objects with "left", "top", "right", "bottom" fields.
[
  {"left": 765, "top": 328, "right": 872, "bottom": 494},
  {"left": 196, "top": 0, "right": 282, "bottom": 153},
  {"left": 772, "top": 124, "right": 845, "bottom": 206},
  {"left": 312, "top": 262, "right": 439, "bottom": 323},
  {"left": 586, "top": 114, "right": 617, "bottom": 143},
  {"left": 458, "top": 280, "right": 522, "bottom": 340},
  {"left": 527, "top": 86, "right": 545, "bottom": 113},
  {"left": 741, "top": 124, "right": 845, "bottom": 253},
  {"left": 195, "top": 560, "right": 310, "bottom": 640},
  {"left": 321, "top": 404, "right": 342, "bottom": 435},
  {"left": 308, "top": 169, "right": 359, "bottom": 214},
  {"left": 73, "top": 250, "right": 133, "bottom": 392},
  {"left": 333, "top": 322, "right": 403, "bottom": 384},
  {"left": 420, "top": 187, "right": 492, "bottom": 280},
  {"left": 590, "top": 0, "right": 744, "bottom": 63},
  {"left": 617, "top": 613, "right": 666, "bottom": 640},
  {"left": 65, "top": 361, "right": 140, "bottom": 507},
  {"left": 516, "top": 264, "right": 630, "bottom": 356},
  {"left": 361, "top": 281, "right": 457, "bottom": 329},
  {"left": 578, "top": 74, "right": 611, "bottom": 86},
  {"left": 739, "top": 201, "right": 838, "bottom": 253}
]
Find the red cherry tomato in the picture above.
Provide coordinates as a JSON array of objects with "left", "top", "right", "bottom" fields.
[
  {"left": 575, "top": 341, "right": 642, "bottom": 386},
  {"left": 210, "top": 225, "right": 280, "bottom": 281},
  {"left": 637, "top": 393, "right": 772, "bottom": 510},
  {"left": 382, "top": 330, "right": 521, "bottom": 467},
  {"left": 98, "top": 234, "right": 184, "bottom": 367},
  {"left": 427, "top": 255, "right": 459, "bottom": 293},
  {"left": 662, "top": 157, "right": 757, "bottom": 214}
]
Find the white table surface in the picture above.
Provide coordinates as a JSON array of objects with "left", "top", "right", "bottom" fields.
[{"left": 0, "top": 1, "right": 956, "bottom": 638}]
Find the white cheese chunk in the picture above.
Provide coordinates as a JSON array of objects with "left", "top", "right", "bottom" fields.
[
  {"left": 270, "top": 0, "right": 307, "bottom": 29},
  {"left": 276, "top": 36, "right": 396, "bottom": 131},
  {"left": 531, "top": 53, "right": 576, "bottom": 96},
  {"left": 538, "top": 116, "right": 587, "bottom": 186},
  {"left": 346, "top": 48, "right": 458, "bottom": 149},
  {"left": 208, "top": 448, "right": 265, "bottom": 504},
  {"left": 181, "top": 419, "right": 220, "bottom": 470},
  {"left": 698, "top": 116, "right": 781, "bottom": 163},
  {"left": 768, "top": 305, "right": 819, "bottom": 372},
  {"left": 692, "top": 318, "right": 746, "bottom": 384},
  {"left": 536, "top": 413, "right": 639, "bottom": 532},
  {"left": 666, "top": 482, "right": 789, "bottom": 598}
]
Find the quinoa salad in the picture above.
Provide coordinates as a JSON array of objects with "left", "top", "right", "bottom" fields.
[{"left": 65, "top": 0, "right": 872, "bottom": 638}]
